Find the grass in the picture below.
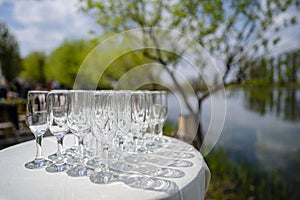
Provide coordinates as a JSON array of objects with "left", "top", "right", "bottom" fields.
[{"left": 204, "top": 149, "right": 296, "bottom": 200}]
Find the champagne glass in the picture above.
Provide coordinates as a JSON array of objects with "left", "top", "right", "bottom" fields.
[
  {"left": 147, "top": 91, "right": 168, "bottom": 149},
  {"left": 138, "top": 91, "right": 151, "bottom": 153},
  {"left": 89, "top": 91, "right": 117, "bottom": 184},
  {"left": 146, "top": 91, "right": 160, "bottom": 148},
  {"left": 66, "top": 90, "right": 92, "bottom": 177},
  {"left": 46, "top": 90, "right": 70, "bottom": 173},
  {"left": 110, "top": 90, "right": 133, "bottom": 171},
  {"left": 130, "top": 91, "right": 146, "bottom": 153},
  {"left": 25, "top": 91, "right": 50, "bottom": 169},
  {"left": 86, "top": 90, "right": 106, "bottom": 169},
  {"left": 155, "top": 91, "right": 168, "bottom": 143}
]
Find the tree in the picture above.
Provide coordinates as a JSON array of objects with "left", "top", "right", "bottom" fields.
[
  {"left": 0, "top": 21, "right": 21, "bottom": 82},
  {"left": 79, "top": 0, "right": 299, "bottom": 149},
  {"left": 45, "top": 38, "right": 150, "bottom": 88},
  {"left": 45, "top": 39, "right": 94, "bottom": 87},
  {"left": 21, "top": 51, "right": 47, "bottom": 84}
]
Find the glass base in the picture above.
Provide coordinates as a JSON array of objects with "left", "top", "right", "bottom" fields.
[
  {"left": 137, "top": 146, "right": 149, "bottom": 154},
  {"left": 146, "top": 142, "right": 163, "bottom": 152},
  {"left": 48, "top": 152, "right": 68, "bottom": 161},
  {"left": 66, "top": 155, "right": 80, "bottom": 165},
  {"left": 110, "top": 161, "right": 133, "bottom": 172},
  {"left": 24, "top": 158, "right": 50, "bottom": 169},
  {"left": 86, "top": 158, "right": 104, "bottom": 169},
  {"left": 66, "top": 164, "right": 88, "bottom": 177},
  {"left": 155, "top": 137, "right": 169, "bottom": 143},
  {"left": 89, "top": 171, "right": 114, "bottom": 184},
  {"left": 46, "top": 163, "right": 70, "bottom": 173},
  {"left": 65, "top": 146, "right": 79, "bottom": 155},
  {"left": 124, "top": 155, "right": 146, "bottom": 163}
]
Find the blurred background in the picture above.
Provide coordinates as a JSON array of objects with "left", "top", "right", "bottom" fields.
[{"left": 0, "top": 0, "right": 300, "bottom": 199}]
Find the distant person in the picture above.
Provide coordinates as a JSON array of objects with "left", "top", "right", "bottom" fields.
[
  {"left": 0, "top": 84, "right": 8, "bottom": 101},
  {"left": 47, "top": 79, "right": 60, "bottom": 90}
]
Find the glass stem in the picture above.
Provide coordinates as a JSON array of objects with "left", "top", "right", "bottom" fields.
[
  {"left": 35, "top": 135, "right": 43, "bottom": 160},
  {"left": 140, "top": 129, "right": 146, "bottom": 151},
  {"left": 150, "top": 123, "right": 155, "bottom": 137},
  {"left": 133, "top": 136, "right": 138, "bottom": 153},
  {"left": 56, "top": 136, "right": 64, "bottom": 158},
  {"left": 118, "top": 140, "right": 124, "bottom": 161},
  {"left": 95, "top": 138, "right": 100, "bottom": 159},
  {"left": 103, "top": 146, "right": 109, "bottom": 171},
  {"left": 158, "top": 122, "right": 163, "bottom": 137},
  {"left": 78, "top": 137, "right": 84, "bottom": 165}
]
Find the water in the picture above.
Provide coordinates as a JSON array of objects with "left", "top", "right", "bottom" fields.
[{"left": 167, "top": 88, "right": 300, "bottom": 183}]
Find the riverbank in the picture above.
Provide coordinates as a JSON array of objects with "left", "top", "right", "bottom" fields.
[{"left": 204, "top": 148, "right": 298, "bottom": 200}]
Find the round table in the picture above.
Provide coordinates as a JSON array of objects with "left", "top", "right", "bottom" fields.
[{"left": 0, "top": 134, "right": 210, "bottom": 200}]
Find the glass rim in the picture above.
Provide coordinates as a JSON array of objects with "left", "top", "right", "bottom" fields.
[
  {"left": 68, "top": 90, "right": 95, "bottom": 93},
  {"left": 28, "top": 90, "right": 49, "bottom": 94},
  {"left": 48, "top": 90, "right": 69, "bottom": 94},
  {"left": 94, "top": 90, "right": 114, "bottom": 94},
  {"left": 149, "top": 90, "right": 167, "bottom": 94}
]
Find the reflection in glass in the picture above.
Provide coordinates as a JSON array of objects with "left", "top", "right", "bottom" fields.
[
  {"left": 25, "top": 91, "right": 50, "bottom": 169},
  {"left": 67, "top": 91, "right": 92, "bottom": 177},
  {"left": 46, "top": 90, "right": 70, "bottom": 173},
  {"left": 89, "top": 91, "right": 117, "bottom": 184}
]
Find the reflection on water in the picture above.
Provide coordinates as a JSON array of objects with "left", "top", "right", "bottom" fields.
[
  {"left": 205, "top": 88, "right": 300, "bottom": 182},
  {"left": 167, "top": 88, "right": 300, "bottom": 183},
  {"left": 243, "top": 88, "right": 300, "bottom": 121}
]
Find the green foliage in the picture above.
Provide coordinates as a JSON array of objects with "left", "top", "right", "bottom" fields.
[
  {"left": 21, "top": 51, "right": 47, "bottom": 84},
  {"left": 0, "top": 21, "right": 21, "bottom": 82},
  {"left": 44, "top": 39, "right": 94, "bottom": 87},
  {"left": 245, "top": 49, "right": 300, "bottom": 86},
  {"left": 44, "top": 37, "right": 154, "bottom": 89},
  {"left": 205, "top": 149, "right": 293, "bottom": 200},
  {"left": 79, "top": 0, "right": 298, "bottom": 148},
  {"left": 162, "top": 121, "right": 177, "bottom": 137},
  {"left": 79, "top": 0, "right": 298, "bottom": 94},
  {"left": 99, "top": 49, "right": 153, "bottom": 89}
]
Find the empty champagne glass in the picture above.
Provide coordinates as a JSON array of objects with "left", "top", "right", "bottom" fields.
[
  {"left": 138, "top": 91, "right": 151, "bottom": 153},
  {"left": 66, "top": 90, "right": 92, "bottom": 177},
  {"left": 25, "top": 91, "right": 50, "bottom": 169},
  {"left": 46, "top": 90, "right": 70, "bottom": 173},
  {"left": 155, "top": 91, "right": 168, "bottom": 143},
  {"left": 130, "top": 91, "right": 146, "bottom": 153},
  {"left": 147, "top": 91, "right": 168, "bottom": 149},
  {"left": 110, "top": 91, "right": 133, "bottom": 171},
  {"left": 89, "top": 91, "right": 117, "bottom": 184}
]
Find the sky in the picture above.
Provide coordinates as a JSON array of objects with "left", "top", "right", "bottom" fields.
[
  {"left": 0, "top": 0, "right": 300, "bottom": 58},
  {"left": 0, "top": 0, "right": 101, "bottom": 57}
]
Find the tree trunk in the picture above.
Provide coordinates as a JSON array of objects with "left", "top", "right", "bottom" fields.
[
  {"left": 193, "top": 120, "right": 203, "bottom": 150},
  {"left": 176, "top": 113, "right": 203, "bottom": 150}
]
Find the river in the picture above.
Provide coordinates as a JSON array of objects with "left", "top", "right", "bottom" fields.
[{"left": 167, "top": 87, "right": 300, "bottom": 184}]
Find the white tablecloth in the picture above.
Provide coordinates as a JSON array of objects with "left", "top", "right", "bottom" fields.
[{"left": 0, "top": 135, "right": 210, "bottom": 200}]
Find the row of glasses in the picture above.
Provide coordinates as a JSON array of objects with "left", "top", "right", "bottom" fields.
[
  {"left": 24, "top": 90, "right": 168, "bottom": 183},
  {"left": 24, "top": 90, "right": 91, "bottom": 173}
]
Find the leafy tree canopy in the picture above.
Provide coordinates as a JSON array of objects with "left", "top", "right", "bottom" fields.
[
  {"left": 80, "top": 0, "right": 299, "bottom": 105},
  {"left": 79, "top": 0, "right": 299, "bottom": 149},
  {"left": 21, "top": 51, "right": 47, "bottom": 84},
  {"left": 0, "top": 21, "right": 21, "bottom": 82},
  {"left": 44, "top": 39, "right": 94, "bottom": 87}
]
